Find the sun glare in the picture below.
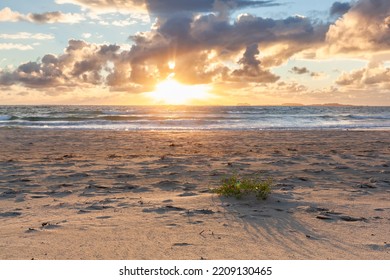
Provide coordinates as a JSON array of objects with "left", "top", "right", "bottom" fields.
[
  {"left": 147, "top": 73, "right": 212, "bottom": 105},
  {"left": 168, "top": 60, "right": 176, "bottom": 70}
]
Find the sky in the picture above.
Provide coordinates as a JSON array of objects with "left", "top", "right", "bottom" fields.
[{"left": 0, "top": 0, "right": 389, "bottom": 105}]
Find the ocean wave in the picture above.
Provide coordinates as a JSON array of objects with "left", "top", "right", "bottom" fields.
[
  {"left": 4, "top": 115, "right": 242, "bottom": 122},
  {"left": 344, "top": 114, "right": 390, "bottom": 120},
  {"left": 0, "top": 115, "right": 13, "bottom": 121},
  {"left": 1, "top": 105, "right": 389, "bottom": 130}
]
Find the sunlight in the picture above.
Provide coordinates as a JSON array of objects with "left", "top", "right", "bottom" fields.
[
  {"left": 147, "top": 73, "right": 212, "bottom": 105},
  {"left": 168, "top": 60, "right": 176, "bottom": 70}
]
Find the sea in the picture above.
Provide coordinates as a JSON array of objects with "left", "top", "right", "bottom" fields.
[{"left": 0, "top": 105, "right": 389, "bottom": 130}]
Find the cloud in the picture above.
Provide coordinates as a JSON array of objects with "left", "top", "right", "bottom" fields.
[
  {"left": 0, "top": 32, "right": 54, "bottom": 40},
  {"left": 334, "top": 56, "right": 390, "bottom": 102},
  {"left": 0, "top": 7, "right": 24, "bottom": 22},
  {"left": 1, "top": 1, "right": 326, "bottom": 92},
  {"left": 231, "top": 44, "right": 279, "bottom": 83},
  {"left": 148, "top": 13, "right": 318, "bottom": 54},
  {"left": 0, "top": 43, "right": 33, "bottom": 51},
  {"left": 55, "top": 0, "right": 279, "bottom": 15},
  {"left": 125, "top": 11, "right": 326, "bottom": 87},
  {"left": 274, "top": 81, "right": 308, "bottom": 94},
  {"left": 55, "top": 0, "right": 146, "bottom": 14},
  {"left": 289, "top": 66, "right": 324, "bottom": 79},
  {"left": 385, "top": 15, "right": 390, "bottom": 28},
  {"left": 0, "top": 40, "right": 151, "bottom": 93},
  {"left": 112, "top": 19, "right": 137, "bottom": 27},
  {"left": 146, "top": 0, "right": 279, "bottom": 17},
  {"left": 290, "top": 66, "right": 310, "bottom": 75},
  {"left": 0, "top": 40, "right": 121, "bottom": 88},
  {"left": 0, "top": 3, "right": 327, "bottom": 93},
  {"left": 310, "top": 71, "right": 326, "bottom": 79},
  {"left": 0, "top": 7, "right": 85, "bottom": 24},
  {"left": 27, "top": 11, "right": 85, "bottom": 24},
  {"left": 325, "top": 0, "right": 390, "bottom": 54},
  {"left": 329, "top": 2, "right": 351, "bottom": 17},
  {"left": 336, "top": 65, "right": 390, "bottom": 88},
  {"left": 82, "top": 33, "right": 92, "bottom": 39}
]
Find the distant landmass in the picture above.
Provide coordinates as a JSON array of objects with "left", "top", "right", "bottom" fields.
[{"left": 236, "top": 103, "right": 251, "bottom": 106}]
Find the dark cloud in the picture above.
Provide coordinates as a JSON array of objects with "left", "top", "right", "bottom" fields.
[
  {"left": 130, "top": 12, "right": 327, "bottom": 62},
  {"left": 240, "top": 44, "right": 261, "bottom": 68},
  {"left": 0, "top": 7, "right": 85, "bottom": 24},
  {"left": 129, "top": 8, "right": 320, "bottom": 63},
  {"left": 329, "top": 2, "right": 351, "bottom": 17},
  {"left": 28, "top": 12, "right": 62, "bottom": 23},
  {"left": 126, "top": 11, "right": 327, "bottom": 86},
  {"left": 17, "top": 62, "right": 41, "bottom": 74},
  {"left": 310, "top": 72, "right": 323, "bottom": 78},
  {"left": 0, "top": 60, "right": 63, "bottom": 88},
  {"left": 290, "top": 66, "right": 323, "bottom": 79},
  {"left": 231, "top": 44, "right": 279, "bottom": 83},
  {"left": 290, "top": 66, "right": 310, "bottom": 75},
  {"left": 26, "top": 11, "right": 85, "bottom": 23},
  {"left": 41, "top": 54, "right": 58, "bottom": 64}
]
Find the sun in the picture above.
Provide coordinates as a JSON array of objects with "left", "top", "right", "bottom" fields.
[
  {"left": 146, "top": 60, "right": 214, "bottom": 105},
  {"left": 147, "top": 65, "right": 213, "bottom": 105},
  {"left": 168, "top": 60, "right": 176, "bottom": 70}
]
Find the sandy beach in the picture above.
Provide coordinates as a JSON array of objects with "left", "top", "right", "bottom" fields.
[{"left": 0, "top": 128, "right": 389, "bottom": 260}]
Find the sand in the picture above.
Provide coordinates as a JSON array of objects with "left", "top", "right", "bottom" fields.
[{"left": 0, "top": 128, "right": 389, "bottom": 260}]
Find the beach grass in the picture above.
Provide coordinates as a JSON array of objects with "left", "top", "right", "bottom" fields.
[{"left": 212, "top": 173, "right": 272, "bottom": 200}]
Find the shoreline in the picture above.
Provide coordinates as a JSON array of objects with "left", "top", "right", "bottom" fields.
[
  {"left": 0, "top": 129, "right": 389, "bottom": 259},
  {"left": 2, "top": 126, "right": 390, "bottom": 132}
]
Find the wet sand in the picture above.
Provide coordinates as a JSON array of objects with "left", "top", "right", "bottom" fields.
[{"left": 0, "top": 129, "right": 389, "bottom": 259}]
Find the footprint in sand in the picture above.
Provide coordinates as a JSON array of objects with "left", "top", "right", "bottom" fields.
[
  {"left": 153, "top": 180, "right": 181, "bottom": 190},
  {"left": 0, "top": 211, "right": 22, "bottom": 217},
  {"left": 26, "top": 221, "right": 67, "bottom": 232},
  {"left": 85, "top": 204, "right": 114, "bottom": 211},
  {"left": 0, "top": 190, "right": 22, "bottom": 199},
  {"left": 178, "top": 192, "right": 198, "bottom": 197},
  {"left": 166, "top": 223, "right": 178, "bottom": 227},
  {"left": 172, "top": 243, "right": 192, "bottom": 247},
  {"left": 143, "top": 205, "right": 186, "bottom": 214}
]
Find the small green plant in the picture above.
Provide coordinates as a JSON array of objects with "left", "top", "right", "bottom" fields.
[{"left": 211, "top": 173, "right": 272, "bottom": 200}]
